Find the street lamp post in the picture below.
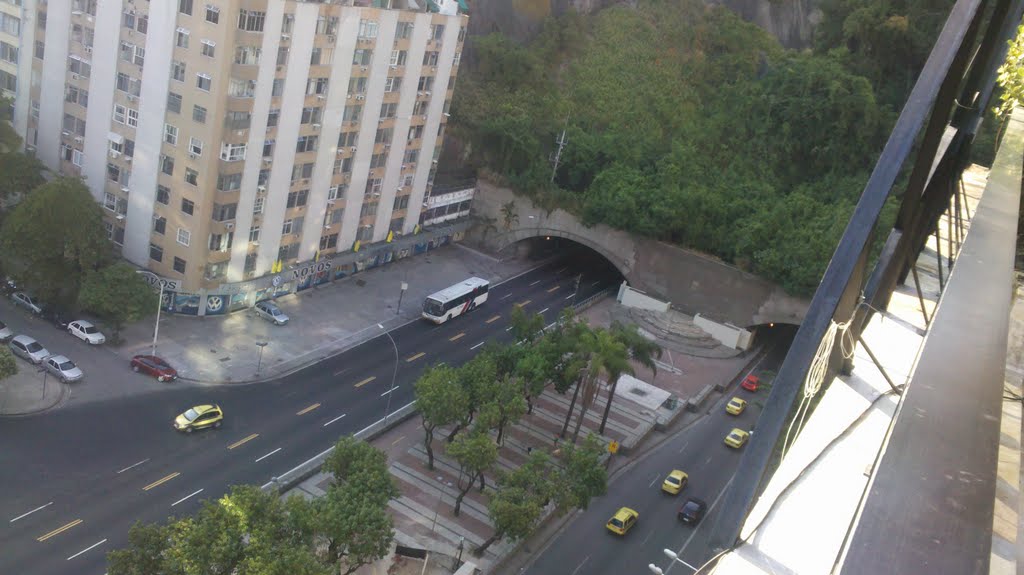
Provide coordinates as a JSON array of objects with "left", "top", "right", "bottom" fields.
[
  {"left": 135, "top": 270, "right": 165, "bottom": 357},
  {"left": 255, "top": 341, "right": 269, "bottom": 376},
  {"left": 396, "top": 281, "right": 408, "bottom": 315},
  {"left": 378, "top": 323, "right": 399, "bottom": 425},
  {"left": 36, "top": 366, "right": 48, "bottom": 401},
  {"left": 648, "top": 549, "right": 699, "bottom": 574}
]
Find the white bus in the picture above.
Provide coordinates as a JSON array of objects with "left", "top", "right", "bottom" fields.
[{"left": 422, "top": 277, "right": 490, "bottom": 324}]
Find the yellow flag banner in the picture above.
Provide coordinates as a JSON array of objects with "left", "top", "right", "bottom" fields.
[
  {"left": 353, "top": 240, "right": 361, "bottom": 252},
  {"left": 413, "top": 224, "right": 421, "bottom": 234},
  {"left": 386, "top": 230, "right": 394, "bottom": 243}
]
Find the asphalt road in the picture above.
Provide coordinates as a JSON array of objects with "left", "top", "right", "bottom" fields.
[
  {"left": 0, "top": 254, "right": 619, "bottom": 575},
  {"left": 521, "top": 340, "right": 791, "bottom": 575}
]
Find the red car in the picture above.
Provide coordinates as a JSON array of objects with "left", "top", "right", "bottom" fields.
[
  {"left": 131, "top": 355, "right": 178, "bottom": 382},
  {"left": 741, "top": 374, "right": 760, "bottom": 392}
]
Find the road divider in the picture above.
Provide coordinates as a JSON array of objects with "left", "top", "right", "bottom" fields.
[
  {"left": 296, "top": 403, "right": 321, "bottom": 416},
  {"left": 142, "top": 472, "right": 180, "bottom": 492},
  {"left": 448, "top": 333, "right": 465, "bottom": 342},
  {"left": 405, "top": 352, "right": 425, "bottom": 363},
  {"left": 66, "top": 538, "right": 106, "bottom": 560},
  {"left": 228, "top": 433, "right": 260, "bottom": 450},
  {"left": 323, "top": 413, "right": 347, "bottom": 427},
  {"left": 37, "top": 519, "right": 82, "bottom": 542},
  {"left": 116, "top": 458, "right": 150, "bottom": 475},
  {"left": 355, "top": 376, "right": 375, "bottom": 388},
  {"left": 255, "top": 448, "right": 282, "bottom": 463},
  {"left": 486, "top": 315, "right": 501, "bottom": 324},
  {"left": 10, "top": 501, "right": 52, "bottom": 523},
  {"left": 171, "top": 489, "right": 204, "bottom": 507}
]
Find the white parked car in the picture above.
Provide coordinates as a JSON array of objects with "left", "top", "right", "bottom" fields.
[
  {"left": 254, "top": 301, "right": 289, "bottom": 325},
  {"left": 68, "top": 320, "right": 106, "bottom": 345},
  {"left": 44, "top": 355, "right": 83, "bottom": 383},
  {"left": 9, "top": 334, "right": 50, "bottom": 364},
  {"left": 0, "top": 320, "right": 12, "bottom": 343},
  {"left": 11, "top": 292, "right": 43, "bottom": 314}
]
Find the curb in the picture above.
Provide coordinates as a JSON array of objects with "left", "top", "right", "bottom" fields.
[{"left": 0, "top": 377, "right": 71, "bottom": 417}]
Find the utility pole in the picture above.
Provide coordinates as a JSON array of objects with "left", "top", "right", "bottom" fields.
[{"left": 550, "top": 116, "right": 570, "bottom": 183}]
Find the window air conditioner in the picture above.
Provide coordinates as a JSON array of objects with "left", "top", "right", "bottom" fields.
[
  {"left": 121, "top": 186, "right": 130, "bottom": 192},
  {"left": 225, "top": 223, "right": 234, "bottom": 230},
  {"left": 350, "top": 146, "right": 356, "bottom": 152}
]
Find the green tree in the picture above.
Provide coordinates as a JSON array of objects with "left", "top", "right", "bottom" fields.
[
  {"left": 598, "top": 322, "right": 662, "bottom": 434},
  {"left": 0, "top": 152, "right": 46, "bottom": 211},
  {"left": 0, "top": 177, "right": 108, "bottom": 306},
  {"left": 553, "top": 434, "right": 608, "bottom": 511},
  {"left": 514, "top": 345, "right": 550, "bottom": 414},
  {"left": 107, "top": 522, "right": 170, "bottom": 575},
  {"left": 509, "top": 307, "right": 545, "bottom": 344},
  {"left": 475, "top": 485, "right": 543, "bottom": 557},
  {"left": 476, "top": 373, "right": 528, "bottom": 445},
  {"left": 0, "top": 97, "right": 21, "bottom": 153},
  {"left": 415, "top": 363, "right": 468, "bottom": 470},
  {"left": 570, "top": 328, "right": 631, "bottom": 443},
  {"left": 500, "top": 200, "right": 519, "bottom": 231},
  {"left": 78, "top": 263, "right": 159, "bottom": 343},
  {"left": 998, "top": 25, "right": 1024, "bottom": 116},
  {"left": 0, "top": 346, "right": 16, "bottom": 380},
  {"left": 447, "top": 432, "right": 498, "bottom": 516},
  {"left": 446, "top": 351, "right": 497, "bottom": 442}
]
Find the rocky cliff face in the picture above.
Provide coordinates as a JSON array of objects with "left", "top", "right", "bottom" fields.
[{"left": 464, "top": 0, "right": 820, "bottom": 50}]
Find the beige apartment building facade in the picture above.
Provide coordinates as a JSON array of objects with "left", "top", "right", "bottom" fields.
[{"left": 11, "top": 0, "right": 470, "bottom": 314}]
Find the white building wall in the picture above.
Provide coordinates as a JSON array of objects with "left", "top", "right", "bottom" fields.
[
  {"left": 297, "top": 13, "right": 358, "bottom": 262},
  {"left": 36, "top": 0, "right": 70, "bottom": 170},
  {"left": 405, "top": 14, "right": 461, "bottom": 234},
  {"left": 82, "top": 0, "right": 123, "bottom": 203},
  {"left": 122, "top": 1, "right": 178, "bottom": 267},
  {"left": 13, "top": 0, "right": 38, "bottom": 145},
  {"left": 255, "top": 1, "right": 317, "bottom": 275},
  {"left": 227, "top": 1, "right": 286, "bottom": 282},
  {"left": 369, "top": 10, "right": 402, "bottom": 241}
]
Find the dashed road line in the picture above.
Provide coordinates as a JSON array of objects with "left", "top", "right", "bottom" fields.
[
  {"left": 355, "top": 376, "right": 376, "bottom": 388},
  {"left": 142, "top": 472, "right": 180, "bottom": 492},
  {"left": 171, "top": 489, "right": 204, "bottom": 507},
  {"left": 296, "top": 403, "right": 321, "bottom": 416},
  {"left": 406, "top": 352, "right": 426, "bottom": 363},
  {"left": 10, "top": 502, "right": 52, "bottom": 523},
  {"left": 501, "top": 293, "right": 513, "bottom": 300},
  {"left": 591, "top": 281, "right": 601, "bottom": 287},
  {"left": 505, "top": 326, "right": 513, "bottom": 332},
  {"left": 515, "top": 300, "right": 531, "bottom": 308},
  {"left": 449, "top": 332, "right": 465, "bottom": 342},
  {"left": 255, "top": 448, "right": 282, "bottom": 463},
  {"left": 227, "top": 433, "right": 259, "bottom": 450},
  {"left": 564, "top": 294, "right": 575, "bottom": 300},
  {"left": 529, "top": 280, "right": 541, "bottom": 286},
  {"left": 539, "top": 307, "right": 549, "bottom": 314},
  {"left": 323, "top": 413, "right": 347, "bottom": 427},
  {"left": 678, "top": 441, "right": 690, "bottom": 454},
  {"left": 485, "top": 315, "right": 501, "bottom": 324},
  {"left": 470, "top": 341, "right": 485, "bottom": 350},
  {"left": 66, "top": 538, "right": 106, "bottom": 560},
  {"left": 571, "top": 555, "right": 590, "bottom": 575},
  {"left": 37, "top": 519, "right": 82, "bottom": 542},
  {"left": 556, "top": 267, "right": 567, "bottom": 274},
  {"left": 546, "top": 285, "right": 560, "bottom": 293},
  {"left": 333, "top": 367, "right": 349, "bottom": 377},
  {"left": 116, "top": 459, "right": 150, "bottom": 475},
  {"left": 381, "top": 386, "right": 400, "bottom": 397}
]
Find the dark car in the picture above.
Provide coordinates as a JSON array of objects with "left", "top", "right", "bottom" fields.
[
  {"left": 41, "top": 308, "right": 71, "bottom": 330},
  {"left": 678, "top": 497, "right": 708, "bottom": 525},
  {"left": 130, "top": 354, "right": 178, "bottom": 382}
]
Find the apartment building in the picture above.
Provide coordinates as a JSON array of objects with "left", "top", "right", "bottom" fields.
[{"left": 13, "top": 0, "right": 466, "bottom": 308}]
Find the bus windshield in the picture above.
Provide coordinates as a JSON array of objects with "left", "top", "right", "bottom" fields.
[{"left": 423, "top": 298, "right": 445, "bottom": 317}]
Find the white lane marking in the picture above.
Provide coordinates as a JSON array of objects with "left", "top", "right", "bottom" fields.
[
  {"left": 255, "top": 448, "right": 282, "bottom": 463},
  {"left": 591, "top": 281, "right": 601, "bottom": 287},
  {"left": 539, "top": 307, "right": 549, "bottom": 314},
  {"left": 171, "top": 489, "right": 204, "bottom": 507},
  {"left": 470, "top": 341, "right": 485, "bottom": 350},
  {"left": 505, "top": 326, "right": 513, "bottom": 332},
  {"left": 501, "top": 293, "right": 513, "bottom": 300},
  {"left": 642, "top": 529, "right": 654, "bottom": 545},
  {"left": 678, "top": 441, "right": 690, "bottom": 454},
  {"left": 706, "top": 456, "right": 712, "bottom": 465},
  {"left": 556, "top": 267, "right": 567, "bottom": 274},
  {"left": 570, "top": 555, "right": 590, "bottom": 575},
  {"left": 10, "top": 501, "right": 53, "bottom": 523},
  {"left": 66, "top": 539, "right": 106, "bottom": 561},
  {"left": 323, "top": 413, "right": 347, "bottom": 427},
  {"left": 380, "top": 386, "right": 400, "bottom": 397},
  {"left": 565, "top": 294, "right": 575, "bottom": 300},
  {"left": 648, "top": 473, "right": 660, "bottom": 488},
  {"left": 333, "top": 367, "right": 349, "bottom": 377},
  {"left": 116, "top": 458, "right": 150, "bottom": 474},
  {"left": 529, "top": 280, "right": 541, "bottom": 286}
]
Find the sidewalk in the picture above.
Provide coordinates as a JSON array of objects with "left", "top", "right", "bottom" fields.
[{"left": 0, "top": 365, "right": 68, "bottom": 416}]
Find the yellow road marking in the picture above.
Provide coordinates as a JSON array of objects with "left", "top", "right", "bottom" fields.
[
  {"left": 355, "top": 376, "right": 376, "bottom": 388},
  {"left": 227, "top": 433, "right": 259, "bottom": 450},
  {"left": 515, "top": 300, "right": 532, "bottom": 307},
  {"left": 449, "top": 332, "right": 465, "bottom": 342},
  {"left": 37, "top": 519, "right": 82, "bottom": 542},
  {"left": 391, "top": 435, "right": 406, "bottom": 446},
  {"left": 142, "top": 472, "right": 180, "bottom": 492},
  {"left": 546, "top": 285, "right": 560, "bottom": 293},
  {"left": 296, "top": 403, "right": 321, "bottom": 416},
  {"left": 485, "top": 315, "right": 501, "bottom": 324},
  {"left": 406, "top": 352, "right": 426, "bottom": 363}
]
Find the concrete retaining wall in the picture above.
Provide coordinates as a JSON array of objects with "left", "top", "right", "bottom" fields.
[
  {"left": 617, "top": 282, "right": 670, "bottom": 312},
  {"left": 694, "top": 313, "right": 754, "bottom": 350}
]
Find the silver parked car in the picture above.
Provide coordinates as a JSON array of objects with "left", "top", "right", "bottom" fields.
[
  {"left": 0, "top": 320, "right": 12, "bottom": 343},
  {"left": 254, "top": 301, "right": 289, "bottom": 325},
  {"left": 68, "top": 320, "right": 106, "bottom": 345},
  {"left": 43, "top": 355, "right": 83, "bottom": 383},
  {"left": 11, "top": 292, "right": 43, "bottom": 314},
  {"left": 9, "top": 334, "right": 50, "bottom": 364}
]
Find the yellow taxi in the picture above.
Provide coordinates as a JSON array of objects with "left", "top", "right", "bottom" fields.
[
  {"left": 726, "top": 397, "right": 747, "bottom": 415},
  {"left": 724, "top": 428, "right": 750, "bottom": 449},
  {"left": 661, "top": 470, "right": 689, "bottom": 495},
  {"left": 606, "top": 507, "right": 639, "bottom": 535},
  {"left": 174, "top": 404, "right": 224, "bottom": 433}
]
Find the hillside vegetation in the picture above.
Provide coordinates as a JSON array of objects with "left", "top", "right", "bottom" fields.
[{"left": 451, "top": 0, "right": 953, "bottom": 295}]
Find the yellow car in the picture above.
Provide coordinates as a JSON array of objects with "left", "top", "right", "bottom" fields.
[
  {"left": 174, "top": 404, "right": 223, "bottom": 433},
  {"left": 726, "top": 397, "right": 747, "bottom": 415},
  {"left": 606, "top": 507, "right": 639, "bottom": 535},
  {"left": 661, "top": 470, "right": 689, "bottom": 495},
  {"left": 724, "top": 428, "right": 750, "bottom": 449}
]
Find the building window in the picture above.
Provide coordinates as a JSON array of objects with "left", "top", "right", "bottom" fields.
[
  {"left": 154, "top": 217, "right": 166, "bottom": 235},
  {"left": 176, "top": 27, "right": 190, "bottom": 49},
  {"left": 338, "top": 131, "right": 358, "bottom": 148},
  {"left": 171, "top": 60, "right": 186, "bottom": 83},
  {"left": 1, "top": 42, "right": 18, "bottom": 64},
  {"left": 356, "top": 225, "right": 373, "bottom": 242},
  {"left": 366, "top": 178, "right": 383, "bottom": 196},
  {"left": 205, "top": 4, "right": 219, "bottom": 24},
  {"left": 62, "top": 113, "right": 87, "bottom": 136},
  {"left": 201, "top": 39, "right": 216, "bottom": 58},
  {"left": 412, "top": 100, "right": 428, "bottom": 116},
  {"left": 278, "top": 243, "right": 299, "bottom": 262},
  {"left": 149, "top": 243, "right": 163, "bottom": 262},
  {"left": 189, "top": 137, "right": 203, "bottom": 156},
  {"left": 127, "top": 108, "right": 139, "bottom": 127},
  {"left": 396, "top": 21, "right": 413, "bottom": 39},
  {"left": 281, "top": 13, "right": 294, "bottom": 34},
  {"left": 179, "top": 0, "right": 193, "bottom": 16},
  {"left": 286, "top": 190, "right": 308, "bottom": 208},
  {"left": 384, "top": 76, "right": 402, "bottom": 93},
  {"left": 234, "top": 45, "right": 261, "bottom": 65},
  {"left": 380, "top": 103, "right": 397, "bottom": 119},
  {"left": 220, "top": 143, "right": 247, "bottom": 162},
  {"left": 403, "top": 149, "right": 419, "bottom": 164},
  {"left": 253, "top": 196, "right": 264, "bottom": 214},
  {"left": 34, "top": 40, "right": 43, "bottom": 59},
  {"left": 161, "top": 155, "right": 175, "bottom": 176},
  {"left": 417, "top": 76, "right": 434, "bottom": 92},
  {"left": 281, "top": 219, "right": 293, "bottom": 234},
  {"left": 173, "top": 257, "right": 187, "bottom": 274},
  {"left": 291, "top": 163, "right": 313, "bottom": 181},
  {"left": 113, "top": 226, "right": 125, "bottom": 245},
  {"left": 431, "top": 24, "right": 445, "bottom": 41},
  {"left": 217, "top": 173, "right": 242, "bottom": 191},
  {"left": 305, "top": 77, "right": 328, "bottom": 95},
  {"left": 393, "top": 195, "right": 409, "bottom": 210},
  {"left": 212, "top": 203, "right": 237, "bottom": 221},
  {"left": 193, "top": 105, "right": 207, "bottom": 124},
  {"left": 370, "top": 153, "right": 387, "bottom": 169},
  {"left": 295, "top": 135, "right": 317, "bottom": 153},
  {"left": 358, "top": 19, "right": 378, "bottom": 39},
  {"left": 209, "top": 232, "right": 233, "bottom": 252},
  {"left": 390, "top": 217, "right": 405, "bottom": 233},
  {"left": 334, "top": 157, "right": 352, "bottom": 175},
  {"left": 342, "top": 104, "right": 362, "bottom": 123},
  {"left": 352, "top": 49, "right": 372, "bottom": 66},
  {"left": 157, "top": 185, "right": 170, "bottom": 205},
  {"left": 196, "top": 73, "right": 212, "bottom": 91},
  {"left": 164, "top": 124, "right": 178, "bottom": 146},
  {"left": 185, "top": 168, "right": 198, "bottom": 186},
  {"left": 266, "top": 109, "right": 280, "bottom": 128},
  {"left": 181, "top": 198, "right": 194, "bottom": 216},
  {"left": 244, "top": 253, "right": 257, "bottom": 273},
  {"left": 115, "top": 72, "right": 141, "bottom": 96},
  {"left": 229, "top": 78, "right": 256, "bottom": 98},
  {"left": 423, "top": 51, "right": 439, "bottom": 66},
  {"left": 249, "top": 226, "right": 260, "bottom": 243},
  {"left": 330, "top": 208, "right": 344, "bottom": 225},
  {"left": 300, "top": 107, "right": 322, "bottom": 125},
  {"left": 103, "top": 191, "right": 117, "bottom": 211},
  {"left": 360, "top": 202, "right": 378, "bottom": 217},
  {"left": 237, "top": 9, "right": 265, "bottom": 32},
  {"left": 319, "top": 233, "right": 338, "bottom": 250},
  {"left": 389, "top": 49, "right": 407, "bottom": 67},
  {"left": 327, "top": 186, "right": 341, "bottom": 201},
  {"left": 167, "top": 92, "right": 182, "bottom": 114},
  {"left": 403, "top": 174, "right": 414, "bottom": 188},
  {"left": 176, "top": 228, "right": 191, "bottom": 246}
]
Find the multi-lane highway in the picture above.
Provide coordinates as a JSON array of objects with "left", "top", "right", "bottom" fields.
[
  {"left": 0, "top": 255, "right": 619, "bottom": 575},
  {"left": 520, "top": 341, "right": 791, "bottom": 575}
]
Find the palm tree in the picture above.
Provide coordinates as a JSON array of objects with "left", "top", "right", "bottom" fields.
[
  {"left": 598, "top": 323, "right": 663, "bottom": 434},
  {"left": 572, "top": 329, "right": 631, "bottom": 443}
]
